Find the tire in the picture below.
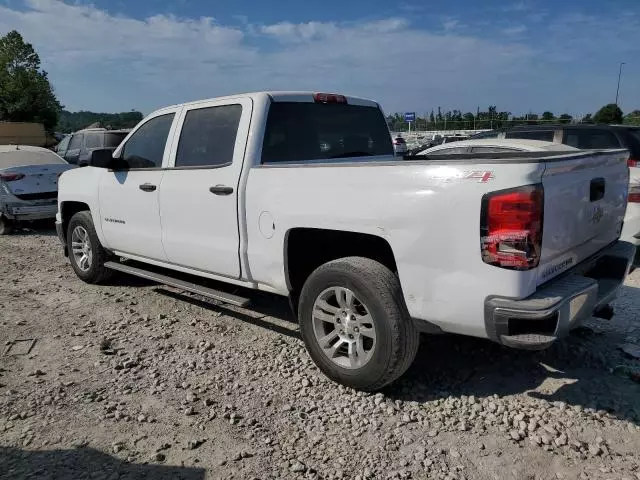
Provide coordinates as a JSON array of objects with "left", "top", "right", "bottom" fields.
[
  {"left": 298, "top": 257, "right": 419, "bottom": 391},
  {"left": 67, "top": 210, "right": 113, "bottom": 284},
  {"left": 0, "top": 216, "right": 14, "bottom": 235}
]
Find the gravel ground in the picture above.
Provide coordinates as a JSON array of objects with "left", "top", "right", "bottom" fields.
[{"left": 1, "top": 227, "right": 639, "bottom": 480}]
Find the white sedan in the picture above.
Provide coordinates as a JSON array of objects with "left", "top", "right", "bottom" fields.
[
  {"left": 415, "top": 138, "right": 579, "bottom": 155},
  {"left": 0, "top": 145, "right": 75, "bottom": 234}
]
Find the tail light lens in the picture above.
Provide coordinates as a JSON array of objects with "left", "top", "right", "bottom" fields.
[
  {"left": 0, "top": 172, "right": 25, "bottom": 182},
  {"left": 628, "top": 159, "right": 638, "bottom": 168},
  {"left": 481, "top": 184, "right": 544, "bottom": 270},
  {"left": 629, "top": 185, "right": 640, "bottom": 203}
]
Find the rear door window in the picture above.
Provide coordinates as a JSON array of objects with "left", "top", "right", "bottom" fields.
[
  {"left": 563, "top": 129, "right": 620, "bottom": 149},
  {"left": 262, "top": 102, "right": 393, "bottom": 163},
  {"left": 505, "top": 130, "right": 554, "bottom": 142},
  {"left": 175, "top": 105, "right": 242, "bottom": 168},
  {"left": 105, "top": 132, "right": 128, "bottom": 148},
  {"left": 84, "top": 133, "right": 102, "bottom": 149}
]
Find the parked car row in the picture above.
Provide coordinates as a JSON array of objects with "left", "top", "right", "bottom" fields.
[
  {"left": 411, "top": 126, "right": 640, "bottom": 266},
  {"left": 0, "top": 127, "right": 130, "bottom": 234},
  {"left": 0, "top": 145, "right": 75, "bottom": 234},
  {"left": 55, "top": 127, "right": 130, "bottom": 165}
]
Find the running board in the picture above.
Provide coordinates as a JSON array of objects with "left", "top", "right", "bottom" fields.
[{"left": 104, "top": 261, "right": 250, "bottom": 307}]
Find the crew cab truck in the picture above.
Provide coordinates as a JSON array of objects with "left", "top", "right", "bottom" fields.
[{"left": 55, "top": 92, "right": 635, "bottom": 391}]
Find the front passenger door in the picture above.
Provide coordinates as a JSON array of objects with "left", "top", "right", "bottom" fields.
[{"left": 98, "top": 111, "right": 179, "bottom": 261}]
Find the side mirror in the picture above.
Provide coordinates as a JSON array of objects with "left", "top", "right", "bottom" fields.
[{"left": 87, "top": 149, "right": 115, "bottom": 168}]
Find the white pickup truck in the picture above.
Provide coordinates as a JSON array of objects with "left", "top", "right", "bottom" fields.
[{"left": 55, "top": 91, "right": 635, "bottom": 391}]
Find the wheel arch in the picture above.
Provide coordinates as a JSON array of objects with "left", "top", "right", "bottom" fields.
[{"left": 283, "top": 227, "right": 399, "bottom": 314}]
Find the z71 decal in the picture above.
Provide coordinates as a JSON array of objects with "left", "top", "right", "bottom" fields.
[{"left": 463, "top": 171, "right": 495, "bottom": 183}]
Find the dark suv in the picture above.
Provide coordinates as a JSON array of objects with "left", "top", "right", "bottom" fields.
[
  {"left": 470, "top": 124, "right": 640, "bottom": 165},
  {"left": 55, "top": 128, "right": 130, "bottom": 165}
]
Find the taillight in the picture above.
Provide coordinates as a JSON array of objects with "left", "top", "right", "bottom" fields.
[
  {"left": 0, "top": 172, "right": 25, "bottom": 182},
  {"left": 480, "top": 184, "right": 544, "bottom": 270},
  {"left": 628, "top": 159, "right": 638, "bottom": 168},
  {"left": 313, "top": 93, "right": 348, "bottom": 104},
  {"left": 629, "top": 185, "right": 640, "bottom": 203}
]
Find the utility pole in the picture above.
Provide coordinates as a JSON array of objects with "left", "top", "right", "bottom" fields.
[{"left": 615, "top": 62, "right": 626, "bottom": 105}]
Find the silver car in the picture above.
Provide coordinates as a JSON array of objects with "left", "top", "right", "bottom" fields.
[{"left": 0, "top": 145, "right": 75, "bottom": 234}]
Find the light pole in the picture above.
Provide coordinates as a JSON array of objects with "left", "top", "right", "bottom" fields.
[{"left": 615, "top": 62, "right": 625, "bottom": 105}]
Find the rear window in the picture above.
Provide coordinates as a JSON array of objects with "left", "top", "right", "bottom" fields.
[
  {"left": 563, "top": 129, "right": 621, "bottom": 149},
  {"left": 0, "top": 148, "right": 67, "bottom": 168},
  {"left": 105, "top": 132, "right": 128, "bottom": 148},
  {"left": 505, "top": 130, "right": 554, "bottom": 142},
  {"left": 394, "top": 137, "right": 406, "bottom": 144},
  {"left": 261, "top": 102, "right": 393, "bottom": 164}
]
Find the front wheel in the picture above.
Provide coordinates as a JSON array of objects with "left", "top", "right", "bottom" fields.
[
  {"left": 298, "top": 257, "right": 419, "bottom": 391},
  {"left": 67, "top": 211, "right": 112, "bottom": 284}
]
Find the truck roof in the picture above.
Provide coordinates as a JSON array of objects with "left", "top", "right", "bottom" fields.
[{"left": 153, "top": 91, "right": 380, "bottom": 114}]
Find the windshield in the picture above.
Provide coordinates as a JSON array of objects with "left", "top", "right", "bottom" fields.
[{"left": 261, "top": 102, "right": 393, "bottom": 163}]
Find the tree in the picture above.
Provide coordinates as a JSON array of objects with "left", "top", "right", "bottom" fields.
[
  {"left": 593, "top": 103, "right": 623, "bottom": 124},
  {"left": 558, "top": 114, "right": 573, "bottom": 124},
  {"left": 623, "top": 110, "right": 640, "bottom": 126},
  {"left": 0, "top": 30, "right": 62, "bottom": 131},
  {"left": 541, "top": 111, "right": 555, "bottom": 121},
  {"left": 57, "top": 110, "right": 144, "bottom": 133},
  {"left": 581, "top": 113, "right": 594, "bottom": 124}
]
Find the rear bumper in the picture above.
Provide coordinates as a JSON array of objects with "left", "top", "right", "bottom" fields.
[
  {"left": 485, "top": 241, "right": 635, "bottom": 350},
  {"left": 2, "top": 202, "right": 57, "bottom": 221}
]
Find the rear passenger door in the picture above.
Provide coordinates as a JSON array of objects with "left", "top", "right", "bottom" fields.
[{"left": 159, "top": 97, "right": 252, "bottom": 278}]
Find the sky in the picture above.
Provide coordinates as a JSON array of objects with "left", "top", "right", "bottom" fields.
[{"left": 1, "top": 0, "right": 639, "bottom": 117}]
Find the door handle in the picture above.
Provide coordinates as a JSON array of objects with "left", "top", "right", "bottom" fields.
[
  {"left": 139, "top": 183, "right": 157, "bottom": 192},
  {"left": 209, "top": 185, "right": 234, "bottom": 195},
  {"left": 590, "top": 178, "right": 605, "bottom": 202}
]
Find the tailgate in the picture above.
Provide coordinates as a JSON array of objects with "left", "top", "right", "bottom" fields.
[
  {"left": 537, "top": 149, "right": 629, "bottom": 285},
  {"left": 1, "top": 164, "right": 74, "bottom": 199}
]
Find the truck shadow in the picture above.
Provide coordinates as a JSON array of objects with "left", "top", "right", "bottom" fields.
[
  {"left": 154, "top": 287, "right": 300, "bottom": 340},
  {"left": 386, "top": 292, "right": 640, "bottom": 426},
  {"left": 127, "top": 275, "right": 640, "bottom": 427},
  {"left": 0, "top": 446, "right": 205, "bottom": 480}
]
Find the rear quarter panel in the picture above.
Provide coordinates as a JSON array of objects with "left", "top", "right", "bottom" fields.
[{"left": 245, "top": 160, "right": 545, "bottom": 338}]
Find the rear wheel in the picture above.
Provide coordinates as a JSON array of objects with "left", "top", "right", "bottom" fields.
[
  {"left": 298, "top": 257, "right": 419, "bottom": 391},
  {"left": 0, "top": 216, "right": 14, "bottom": 235},
  {"left": 67, "top": 211, "right": 112, "bottom": 284}
]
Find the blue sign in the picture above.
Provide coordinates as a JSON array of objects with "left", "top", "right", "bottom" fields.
[{"left": 404, "top": 112, "right": 416, "bottom": 122}]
